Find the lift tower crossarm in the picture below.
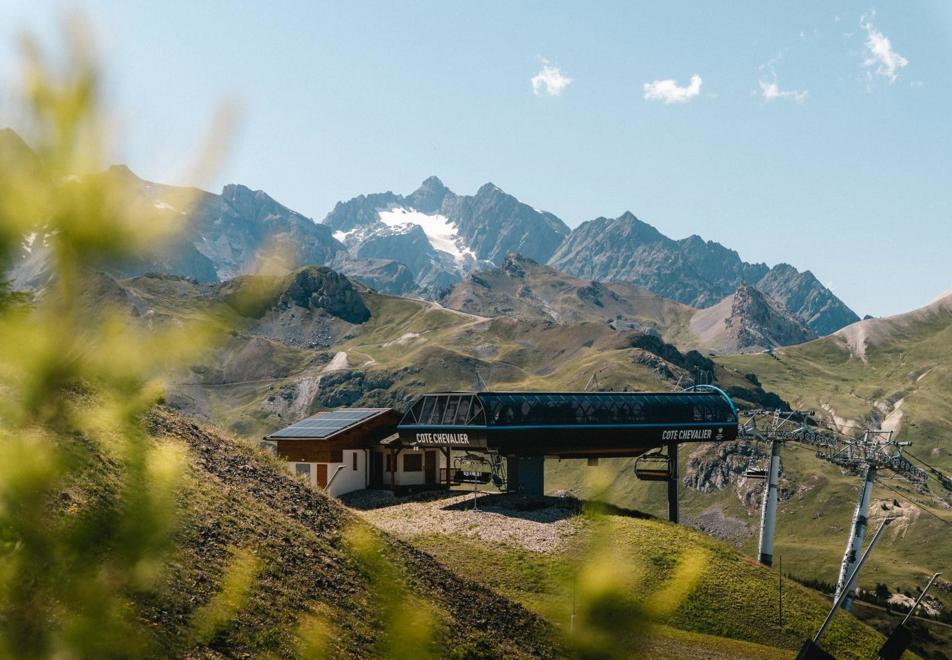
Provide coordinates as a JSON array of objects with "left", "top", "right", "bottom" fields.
[
  {"left": 737, "top": 409, "right": 816, "bottom": 567},
  {"left": 737, "top": 410, "right": 928, "bottom": 576}
]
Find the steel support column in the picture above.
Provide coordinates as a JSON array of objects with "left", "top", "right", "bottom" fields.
[
  {"left": 758, "top": 440, "right": 782, "bottom": 566},
  {"left": 834, "top": 465, "right": 877, "bottom": 611},
  {"left": 667, "top": 442, "right": 679, "bottom": 523}
]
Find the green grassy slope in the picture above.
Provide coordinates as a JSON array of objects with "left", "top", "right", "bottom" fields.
[
  {"left": 110, "top": 410, "right": 562, "bottom": 657},
  {"left": 409, "top": 505, "right": 890, "bottom": 659}
]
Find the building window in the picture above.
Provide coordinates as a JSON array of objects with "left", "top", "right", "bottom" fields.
[
  {"left": 295, "top": 463, "right": 312, "bottom": 480},
  {"left": 352, "top": 451, "right": 358, "bottom": 471},
  {"left": 404, "top": 453, "right": 423, "bottom": 472}
]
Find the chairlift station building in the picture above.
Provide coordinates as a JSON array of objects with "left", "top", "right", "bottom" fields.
[{"left": 264, "top": 388, "right": 739, "bottom": 519}]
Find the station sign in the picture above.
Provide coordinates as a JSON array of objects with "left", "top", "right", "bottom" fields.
[
  {"left": 659, "top": 427, "right": 727, "bottom": 443},
  {"left": 400, "top": 429, "right": 488, "bottom": 449}
]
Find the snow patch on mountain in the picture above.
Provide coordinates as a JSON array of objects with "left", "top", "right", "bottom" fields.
[
  {"left": 378, "top": 207, "right": 474, "bottom": 264},
  {"left": 333, "top": 228, "right": 357, "bottom": 243}
]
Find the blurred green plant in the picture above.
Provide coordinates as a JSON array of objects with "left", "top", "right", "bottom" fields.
[
  {"left": 561, "top": 463, "right": 708, "bottom": 659},
  {"left": 189, "top": 547, "right": 261, "bottom": 646},
  {"left": 0, "top": 23, "right": 230, "bottom": 658},
  {"left": 339, "top": 524, "right": 437, "bottom": 660}
]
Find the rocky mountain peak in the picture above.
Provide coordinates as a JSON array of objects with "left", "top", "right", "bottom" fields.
[
  {"left": 690, "top": 283, "right": 816, "bottom": 354},
  {"left": 407, "top": 175, "right": 451, "bottom": 212},
  {"left": 221, "top": 183, "right": 267, "bottom": 208},
  {"left": 416, "top": 175, "right": 447, "bottom": 192},
  {"left": 502, "top": 252, "right": 534, "bottom": 278},
  {"left": 475, "top": 182, "right": 504, "bottom": 197}
]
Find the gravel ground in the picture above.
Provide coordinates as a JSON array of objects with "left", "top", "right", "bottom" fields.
[{"left": 341, "top": 489, "right": 584, "bottom": 553}]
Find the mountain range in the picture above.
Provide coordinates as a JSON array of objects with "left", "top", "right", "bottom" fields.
[
  {"left": 322, "top": 175, "right": 570, "bottom": 293},
  {"left": 441, "top": 253, "right": 815, "bottom": 354},
  {"left": 2, "top": 128, "right": 859, "bottom": 341},
  {"left": 548, "top": 213, "right": 858, "bottom": 335}
]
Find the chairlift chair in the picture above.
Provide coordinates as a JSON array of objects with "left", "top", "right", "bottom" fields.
[
  {"left": 746, "top": 465, "right": 769, "bottom": 480},
  {"left": 634, "top": 452, "right": 671, "bottom": 481}
]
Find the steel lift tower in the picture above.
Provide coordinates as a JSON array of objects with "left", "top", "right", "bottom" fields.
[
  {"left": 738, "top": 412, "right": 928, "bottom": 596},
  {"left": 810, "top": 429, "right": 927, "bottom": 611},
  {"left": 739, "top": 409, "right": 815, "bottom": 567}
]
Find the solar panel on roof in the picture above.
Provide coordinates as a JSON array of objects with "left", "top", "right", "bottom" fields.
[{"left": 269, "top": 408, "right": 385, "bottom": 439}]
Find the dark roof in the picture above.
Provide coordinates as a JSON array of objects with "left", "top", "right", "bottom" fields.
[
  {"left": 399, "top": 389, "right": 738, "bottom": 430},
  {"left": 266, "top": 408, "right": 392, "bottom": 440}
]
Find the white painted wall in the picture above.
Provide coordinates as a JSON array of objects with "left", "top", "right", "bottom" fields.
[
  {"left": 289, "top": 449, "right": 449, "bottom": 495},
  {"left": 327, "top": 450, "right": 367, "bottom": 497},
  {"left": 288, "top": 450, "right": 368, "bottom": 497},
  {"left": 289, "top": 461, "right": 317, "bottom": 487}
]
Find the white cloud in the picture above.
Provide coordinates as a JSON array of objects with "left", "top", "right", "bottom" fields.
[
  {"left": 642, "top": 74, "right": 703, "bottom": 104},
  {"left": 759, "top": 79, "right": 808, "bottom": 104},
  {"left": 531, "top": 59, "right": 572, "bottom": 97},
  {"left": 861, "top": 14, "right": 908, "bottom": 83}
]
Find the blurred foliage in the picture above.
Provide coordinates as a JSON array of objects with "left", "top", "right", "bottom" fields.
[
  {"left": 559, "top": 465, "right": 706, "bottom": 658},
  {"left": 189, "top": 547, "right": 261, "bottom": 645},
  {"left": 340, "top": 524, "right": 437, "bottom": 660},
  {"left": 0, "top": 23, "right": 228, "bottom": 658}
]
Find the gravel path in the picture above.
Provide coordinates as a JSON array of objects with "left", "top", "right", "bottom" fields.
[{"left": 342, "top": 489, "right": 584, "bottom": 553}]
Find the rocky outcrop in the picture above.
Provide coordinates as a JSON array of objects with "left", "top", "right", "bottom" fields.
[
  {"left": 684, "top": 441, "right": 794, "bottom": 511},
  {"left": 690, "top": 283, "right": 816, "bottom": 354},
  {"left": 220, "top": 266, "right": 370, "bottom": 324},
  {"left": 275, "top": 267, "right": 370, "bottom": 324}
]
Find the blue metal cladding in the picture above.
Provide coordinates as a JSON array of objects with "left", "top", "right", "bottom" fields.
[
  {"left": 399, "top": 391, "right": 738, "bottom": 430},
  {"left": 397, "top": 390, "right": 739, "bottom": 456}
]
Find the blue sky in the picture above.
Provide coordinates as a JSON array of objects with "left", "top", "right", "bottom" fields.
[{"left": 2, "top": 1, "right": 951, "bottom": 317}]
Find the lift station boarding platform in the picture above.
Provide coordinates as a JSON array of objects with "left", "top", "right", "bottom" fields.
[{"left": 395, "top": 387, "right": 739, "bottom": 522}]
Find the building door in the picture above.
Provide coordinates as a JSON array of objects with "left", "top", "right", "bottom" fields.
[
  {"left": 424, "top": 451, "right": 436, "bottom": 485},
  {"left": 371, "top": 452, "right": 383, "bottom": 487},
  {"left": 316, "top": 463, "right": 328, "bottom": 488}
]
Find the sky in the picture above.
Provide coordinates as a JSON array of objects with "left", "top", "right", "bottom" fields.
[{"left": 2, "top": 1, "right": 951, "bottom": 318}]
